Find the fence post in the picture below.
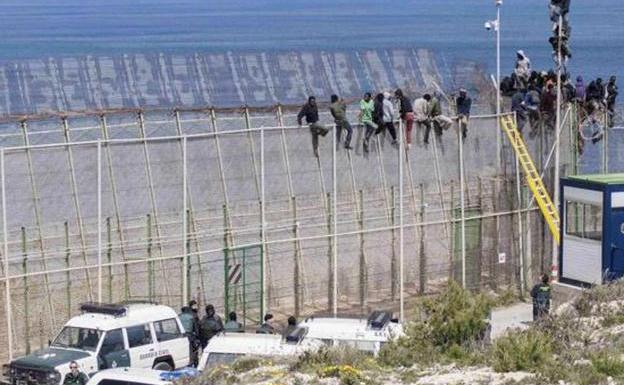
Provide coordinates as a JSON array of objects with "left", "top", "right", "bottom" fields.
[
  {"left": 390, "top": 186, "right": 397, "bottom": 301},
  {"left": 358, "top": 189, "right": 367, "bottom": 310},
  {"left": 450, "top": 180, "right": 455, "bottom": 281},
  {"left": 292, "top": 196, "right": 300, "bottom": 318},
  {"left": 106, "top": 217, "right": 112, "bottom": 303},
  {"left": 21, "top": 226, "right": 30, "bottom": 354},
  {"left": 1, "top": 148, "right": 12, "bottom": 361},
  {"left": 64, "top": 221, "right": 71, "bottom": 318},
  {"left": 186, "top": 209, "right": 192, "bottom": 305},
  {"left": 182, "top": 136, "right": 188, "bottom": 305},
  {"left": 478, "top": 177, "right": 485, "bottom": 289},
  {"left": 419, "top": 183, "right": 426, "bottom": 295},
  {"left": 97, "top": 141, "right": 102, "bottom": 303},
  {"left": 326, "top": 193, "right": 333, "bottom": 312},
  {"left": 491, "top": 179, "right": 499, "bottom": 290},
  {"left": 147, "top": 214, "right": 153, "bottom": 301}
]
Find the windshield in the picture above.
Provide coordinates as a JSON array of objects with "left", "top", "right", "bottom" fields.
[
  {"left": 52, "top": 327, "right": 102, "bottom": 352},
  {"left": 206, "top": 353, "right": 241, "bottom": 369}
]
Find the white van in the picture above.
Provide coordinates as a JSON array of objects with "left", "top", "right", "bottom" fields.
[
  {"left": 298, "top": 311, "right": 403, "bottom": 355},
  {"left": 197, "top": 332, "right": 322, "bottom": 371},
  {"left": 3, "top": 302, "right": 190, "bottom": 385}
]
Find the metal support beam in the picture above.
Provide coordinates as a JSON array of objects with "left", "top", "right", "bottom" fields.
[
  {"left": 62, "top": 117, "right": 95, "bottom": 301},
  {"left": 260, "top": 127, "right": 266, "bottom": 319},
  {"left": 2, "top": 149, "right": 14, "bottom": 361},
  {"left": 97, "top": 141, "right": 102, "bottom": 302},
  {"left": 19, "top": 121, "right": 57, "bottom": 330},
  {"left": 100, "top": 115, "right": 130, "bottom": 299},
  {"left": 332, "top": 122, "right": 338, "bottom": 316},
  {"left": 458, "top": 118, "right": 467, "bottom": 288},
  {"left": 182, "top": 136, "right": 188, "bottom": 304},
  {"left": 398, "top": 117, "right": 405, "bottom": 321},
  {"left": 137, "top": 111, "right": 171, "bottom": 301}
]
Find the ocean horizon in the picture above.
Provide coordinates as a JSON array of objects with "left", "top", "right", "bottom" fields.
[{"left": 1, "top": 0, "right": 622, "bottom": 82}]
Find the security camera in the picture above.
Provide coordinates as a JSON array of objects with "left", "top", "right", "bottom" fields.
[{"left": 484, "top": 21, "right": 493, "bottom": 31}]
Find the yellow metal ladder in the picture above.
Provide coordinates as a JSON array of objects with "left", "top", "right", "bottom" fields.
[{"left": 500, "top": 114, "right": 560, "bottom": 244}]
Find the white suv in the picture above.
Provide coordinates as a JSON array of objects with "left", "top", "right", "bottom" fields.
[{"left": 3, "top": 302, "right": 190, "bottom": 385}]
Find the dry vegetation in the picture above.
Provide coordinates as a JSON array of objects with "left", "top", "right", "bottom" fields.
[{"left": 190, "top": 280, "right": 624, "bottom": 385}]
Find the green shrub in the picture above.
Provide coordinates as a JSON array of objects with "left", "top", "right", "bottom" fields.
[
  {"left": 492, "top": 329, "right": 553, "bottom": 373},
  {"left": 378, "top": 322, "right": 439, "bottom": 367},
  {"left": 422, "top": 280, "right": 492, "bottom": 349},
  {"left": 591, "top": 351, "right": 624, "bottom": 379},
  {"left": 379, "top": 281, "right": 491, "bottom": 368}
]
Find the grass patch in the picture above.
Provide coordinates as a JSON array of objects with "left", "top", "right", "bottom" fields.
[{"left": 591, "top": 351, "right": 624, "bottom": 379}]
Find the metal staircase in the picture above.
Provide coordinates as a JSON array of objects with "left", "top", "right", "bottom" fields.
[{"left": 500, "top": 114, "right": 561, "bottom": 244}]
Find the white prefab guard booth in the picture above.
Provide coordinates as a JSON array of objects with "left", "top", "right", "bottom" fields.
[{"left": 560, "top": 174, "right": 624, "bottom": 286}]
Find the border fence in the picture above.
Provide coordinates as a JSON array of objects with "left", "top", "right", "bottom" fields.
[{"left": 0, "top": 101, "right": 620, "bottom": 361}]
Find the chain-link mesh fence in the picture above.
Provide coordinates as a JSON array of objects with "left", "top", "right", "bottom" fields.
[{"left": 0, "top": 101, "right": 594, "bottom": 361}]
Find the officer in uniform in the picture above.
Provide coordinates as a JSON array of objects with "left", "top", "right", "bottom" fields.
[
  {"left": 179, "top": 306, "right": 200, "bottom": 366},
  {"left": 256, "top": 313, "right": 276, "bottom": 334},
  {"left": 224, "top": 311, "right": 243, "bottom": 333},
  {"left": 282, "top": 316, "right": 297, "bottom": 338},
  {"left": 199, "top": 304, "right": 224, "bottom": 348},
  {"left": 530, "top": 273, "right": 552, "bottom": 321},
  {"left": 63, "top": 362, "right": 87, "bottom": 385}
]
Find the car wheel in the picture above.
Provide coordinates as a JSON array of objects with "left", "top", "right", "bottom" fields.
[{"left": 153, "top": 361, "right": 173, "bottom": 371}]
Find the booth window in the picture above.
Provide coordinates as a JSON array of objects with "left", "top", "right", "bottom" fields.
[{"left": 566, "top": 201, "right": 602, "bottom": 241}]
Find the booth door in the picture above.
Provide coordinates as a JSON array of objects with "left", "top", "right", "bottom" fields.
[{"left": 610, "top": 209, "right": 624, "bottom": 277}]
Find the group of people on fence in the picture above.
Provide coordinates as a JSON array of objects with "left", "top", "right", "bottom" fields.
[
  {"left": 178, "top": 300, "right": 297, "bottom": 367},
  {"left": 297, "top": 88, "right": 472, "bottom": 157},
  {"left": 503, "top": 49, "right": 618, "bottom": 141}
]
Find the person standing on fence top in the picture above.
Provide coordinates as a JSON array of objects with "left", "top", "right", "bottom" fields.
[
  {"left": 514, "top": 50, "right": 531, "bottom": 89},
  {"left": 359, "top": 92, "right": 377, "bottom": 154},
  {"left": 394, "top": 89, "right": 414, "bottom": 149},
  {"left": 456, "top": 88, "right": 472, "bottom": 140},
  {"left": 378, "top": 91, "right": 398, "bottom": 146},
  {"left": 329, "top": 94, "right": 353, "bottom": 150},
  {"left": 607, "top": 76, "right": 618, "bottom": 127},
  {"left": 413, "top": 94, "right": 430, "bottom": 146},
  {"left": 298, "top": 96, "right": 329, "bottom": 158},
  {"left": 199, "top": 304, "right": 224, "bottom": 348}
]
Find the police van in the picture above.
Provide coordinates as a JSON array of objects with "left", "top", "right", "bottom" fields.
[
  {"left": 197, "top": 332, "right": 323, "bottom": 371},
  {"left": 3, "top": 302, "right": 190, "bottom": 385},
  {"left": 298, "top": 310, "right": 403, "bottom": 355}
]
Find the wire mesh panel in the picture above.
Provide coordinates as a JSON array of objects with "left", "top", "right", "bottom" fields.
[{"left": 0, "top": 105, "right": 579, "bottom": 362}]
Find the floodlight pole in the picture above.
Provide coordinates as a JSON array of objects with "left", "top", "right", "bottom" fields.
[{"left": 553, "top": 14, "right": 563, "bottom": 278}]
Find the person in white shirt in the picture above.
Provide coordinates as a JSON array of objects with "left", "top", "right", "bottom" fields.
[
  {"left": 376, "top": 91, "right": 398, "bottom": 146},
  {"left": 413, "top": 94, "right": 430, "bottom": 146}
]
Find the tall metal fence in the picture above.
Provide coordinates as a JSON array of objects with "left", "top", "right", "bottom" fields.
[{"left": 1, "top": 101, "right": 614, "bottom": 362}]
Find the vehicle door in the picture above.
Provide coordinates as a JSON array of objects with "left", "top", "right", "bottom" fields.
[
  {"left": 125, "top": 323, "right": 157, "bottom": 368},
  {"left": 98, "top": 329, "right": 130, "bottom": 370},
  {"left": 153, "top": 318, "right": 189, "bottom": 368}
]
